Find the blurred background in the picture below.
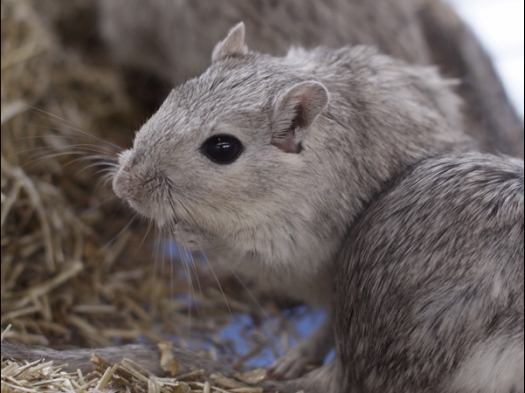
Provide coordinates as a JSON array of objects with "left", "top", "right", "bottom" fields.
[{"left": 449, "top": 0, "right": 524, "bottom": 118}]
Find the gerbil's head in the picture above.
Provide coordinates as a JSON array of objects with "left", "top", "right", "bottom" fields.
[
  {"left": 113, "top": 23, "right": 329, "bottom": 245},
  {"left": 113, "top": 21, "right": 468, "bottom": 282}
]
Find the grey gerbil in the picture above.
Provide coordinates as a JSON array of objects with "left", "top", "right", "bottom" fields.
[
  {"left": 98, "top": 0, "right": 524, "bottom": 158},
  {"left": 112, "top": 22, "right": 472, "bottom": 380}
]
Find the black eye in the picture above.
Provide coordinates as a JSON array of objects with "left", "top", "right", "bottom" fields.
[{"left": 201, "top": 134, "right": 243, "bottom": 164}]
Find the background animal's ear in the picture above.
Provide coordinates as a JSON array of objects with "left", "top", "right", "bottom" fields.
[
  {"left": 212, "top": 22, "right": 248, "bottom": 62},
  {"left": 271, "top": 81, "right": 329, "bottom": 153}
]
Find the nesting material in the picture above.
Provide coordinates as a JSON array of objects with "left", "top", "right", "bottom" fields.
[
  {"left": 1, "top": 357, "right": 269, "bottom": 393},
  {"left": 1, "top": 1, "right": 303, "bottom": 390},
  {"left": 1, "top": 331, "right": 271, "bottom": 393}
]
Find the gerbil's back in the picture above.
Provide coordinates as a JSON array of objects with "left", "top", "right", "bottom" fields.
[
  {"left": 335, "top": 152, "right": 523, "bottom": 392},
  {"left": 289, "top": 45, "right": 463, "bottom": 132}
]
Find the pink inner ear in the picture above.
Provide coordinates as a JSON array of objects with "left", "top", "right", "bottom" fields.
[
  {"left": 271, "top": 81, "right": 328, "bottom": 154},
  {"left": 271, "top": 128, "right": 301, "bottom": 153},
  {"left": 271, "top": 101, "right": 305, "bottom": 153}
]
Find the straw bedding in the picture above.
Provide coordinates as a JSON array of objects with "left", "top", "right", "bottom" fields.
[{"left": 1, "top": 0, "right": 302, "bottom": 391}]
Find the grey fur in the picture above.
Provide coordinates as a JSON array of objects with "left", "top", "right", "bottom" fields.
[
  {"left": 327, "top": 152, "right": 524, "bottom": 393},
  {"left": 112, "top": 23, "right": 471, "bottom": 379},
  {"left": 97, "top": 0, "right": 524, "bottom": 158},
  {"left": 270, "top": 152, "right": 524, "bottom": 393}
]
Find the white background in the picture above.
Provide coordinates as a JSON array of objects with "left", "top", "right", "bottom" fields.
[{"left": 448, "top": 0, "right": 524, "bottom": 119}]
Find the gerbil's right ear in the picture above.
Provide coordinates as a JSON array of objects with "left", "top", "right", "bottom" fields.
[
  {"left": 212, "top": 22, "right": 248, "bottom": 62},
  {"left": 271, "top": 81, "right": 329, "bottom": 153}
]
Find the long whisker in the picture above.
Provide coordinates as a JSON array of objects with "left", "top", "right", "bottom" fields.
[
  {"left": 176, "top": 232, "right": 204, "bottom": 294},
  {"left": 75, "top": 160, "right": 117, "bottom": 177},
  {"left": 151, "top": 220, "right": 163, "bottom": 315},
  {"left": 133, "top": 218, "right": 154, "bottom": 262},
  {"left": 198, "top": 250, "right": 234, "bottom": 322},
  {"left": 27, "top": 106, "right": 123, "bottom": 151},
  {"left": 19, "top": 150, "right": 111, "bottom": 169},
  {"left": 164, "top": 212, "right": 197, "bottom": 342},
  {"left": 83, "top": 194, "right": 118, "bottom": 213},
  {"left": 179, "top": 243, "right": 196, "bottom": 342},
  {"left": 221, "top": 265, "right": 271, "bottom": 321},
  {"left": 18, "top": 128, "right": 120, "bottom": 157},
  {"left": 13, "top": 143, "right": 107, "bottom": 160},
  {"left": 95, "top": 215, "right": 138, "bottom": 259}
]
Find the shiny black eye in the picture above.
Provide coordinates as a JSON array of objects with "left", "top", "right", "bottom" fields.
[{"left": 201, "top": 134, "right": 243, "bottom": 164}]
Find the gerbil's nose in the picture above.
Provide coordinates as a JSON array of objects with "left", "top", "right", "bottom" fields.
[{"left": 112, "top": 166, "right": 139, "bottom": 201}]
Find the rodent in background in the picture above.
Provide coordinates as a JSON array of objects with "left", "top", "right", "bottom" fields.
[
  {"left": 112, "top": 22, "right": 473, "bottom": 380},
  {"left": 98, "top": 0, "right": 524, "bottom": 158}
]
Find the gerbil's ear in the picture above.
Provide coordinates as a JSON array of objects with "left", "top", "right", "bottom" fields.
[
  {"left": 212, "top": 22, "right": 248, "bottom": 62},
  {"left": 271, "top": 81, "right": 329, "bottom": 153}
]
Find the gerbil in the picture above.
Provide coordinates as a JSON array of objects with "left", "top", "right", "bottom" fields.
[
  {"left": 269, "top": 151, "right": 524, "bottom": 393},
  {"left": 98, "top": 0, "right": 524, "bottom": 157},
  {"left": 112, "top": 22, "right": 472, "bottom": 379}
]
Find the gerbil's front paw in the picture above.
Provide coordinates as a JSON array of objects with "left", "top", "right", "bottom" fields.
[{"left": 267, "top": 345, "right": 323, "bottom": 380}]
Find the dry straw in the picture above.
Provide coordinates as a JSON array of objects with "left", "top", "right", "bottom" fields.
[
  {"left": 1, "top": 0, "right": 301, "bottom": 390},
  {"left": 2, "top": 325, "right": 269, "bottom": 393}
]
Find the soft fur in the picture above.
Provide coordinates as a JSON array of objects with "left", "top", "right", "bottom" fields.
[
  {"left": 332, "top": 152, "right": 524, "bottom": 392},
  {"left": 268, "top": 152, "right": 524, "bottom": 393},
  {"left": 113, "top": 23, "right": 471, "bottom": 378}
]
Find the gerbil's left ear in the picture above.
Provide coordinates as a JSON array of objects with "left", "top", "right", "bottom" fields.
[
  {"left": 212, "top": 22, "right": 248, "bottom": 62},
  {"left": 271, "top": 81, "right": 329, "bottom": 153}
]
